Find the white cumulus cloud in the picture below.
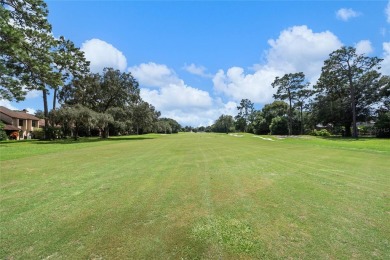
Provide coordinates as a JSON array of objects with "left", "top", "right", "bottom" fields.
[
  {"left": 213, "top": 25, "right": 342, "bottom": 104},
  {"left": 266, "top": 25, "right": 342, "bottom": 82},
  {"left": 129, "top": 62, "right": 182, "bottom": 88},
  {"left": 81, "top": 38, "right": 127, "bottom": 73},
  {"left": 355, "top": 40, "right": 373, "bottom": 55},
  {"left": 0, "top": 100, "right": 35, "bottom": 115},
  {"left": 141, "top": 84, "right": 213, "bottom": 111},
  {"left": 336, "top": 8, "right": 361, "bottom": 21},
  {"left": 25, "top": 108, "right": 36, "bottom": 114},
  {"left": 157, "top": 99, "right": 238, "bottom": 127},
  {"left": 183, "top": 63, "right": 212, "bottom": 78},
  {"left": 131, "top": 62, "right": 227, "bottom": 126},
  {"left": 213, "top": 66, "right": 281, "bottom": 104},
  {"left": 0, "top": 99, "right": 18, "bottom": 110}
]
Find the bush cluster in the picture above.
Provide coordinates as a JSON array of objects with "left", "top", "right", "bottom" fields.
[{"left": 310, "top": 129, "right": 331, "bottom": 137}]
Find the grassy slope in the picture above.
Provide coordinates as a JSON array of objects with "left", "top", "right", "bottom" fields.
[{"left": 0, "top": 134, "right": 389, "bottom": 259}]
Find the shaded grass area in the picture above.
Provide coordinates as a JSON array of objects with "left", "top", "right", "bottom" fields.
[
  {"left": 1, "top": 133, "right": 389, "bottom": 259},
  {"left": 275, "top": 135, "right": 390, "bottom": 154},
  {"left": 0, "top": 134, "right": 157, "bottom": 161}
]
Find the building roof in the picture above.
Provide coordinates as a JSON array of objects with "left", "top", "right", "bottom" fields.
[
  {"left": 0, "top": 106, "right": 40, "bottom": 121},
  {"left": 3, "top": 124, "right": 19, "bottom": 131}
]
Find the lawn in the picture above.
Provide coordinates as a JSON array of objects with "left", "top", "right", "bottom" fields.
[{"left": 1, "top": 133, "right": 389, "bottom": 259}]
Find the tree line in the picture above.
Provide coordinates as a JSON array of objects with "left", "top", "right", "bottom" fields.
[
  {"left": 210, "top": 47, "right": 389, "bottom": 138},
  {"left": 1, "top": 1, "right": 389, "bottom": 139},
  {"left": 1, "top": 0, "right": 181, "bottom": 140}
]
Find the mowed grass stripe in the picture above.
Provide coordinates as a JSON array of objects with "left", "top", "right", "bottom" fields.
[{"left": 1, "top": 133, "right": 389, "bottom": 259}]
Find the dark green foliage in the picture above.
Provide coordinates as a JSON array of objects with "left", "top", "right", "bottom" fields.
[
  {"left": 295, "top": 89, "right": 313, "bottom": 134},
  {"left": 316, "top": 46, "right": 383, "bottom": 138},
  {"left": 251, "top": 111, "right": 269, "bottom": 135},
  {"left": 131, "top": 101, "right": 159, "bottom": 135},
  {"left": 106, "top": 107, "right": 132, "bottom": 135},
  {"left": 32, "top": 128, "right": 44, "bottom": 140},
  {"left": 0, "top": 0, "right": 59, "bottom": 101},
  {"left": 374, "top": 112, "right": 390, "bottom": 138},
  {"left": 272, "top": 72, "right": 309, "bottom": 136},
  {"left": 261, "top": 101, "right": 288, "bottom": 127},
  {"left": 0, "top": 122, "right": 7, "bottom": 140},
  {"left": 156, "top": 120, "right": 172, "bottom": 134},
  {"left": 61, "top": 68, "right": 140, "bottom": 113},
  {"left": 51, "top": 36, "right": 90, "bottom": 110},
  {"left": 212, "top": 114, "right": 235, "bottom": 133},
  {"left": 252, "top": 101, "right": 289, "bottom": 135},
  {"left": 310, "top": 129, "right": 331, "bottom": 137},
  {"left": 59, "top": 67, "right": 165, "bottom": 136},
  {"left": 34, "top": 110, "right": 45, "bottom": 119},
  {"left": 235, "top": 99, "right": 254, "bottom": 132},
  {"left": 1, "top": 0, "right": 91, "bottom": 140},
  {"left": 95, "top": 112, "right": 114, "bottom": 138},
  {"left": 269, "top": 116, "right": 288, "bottom": 135},
  {"left": 51, "top": 105, "right": 100, "bottom": 139},
  {"left": 158, "top": 118, "right": 181, "bottom": 133}
]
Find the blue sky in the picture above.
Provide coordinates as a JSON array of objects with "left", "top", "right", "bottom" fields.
[{"left": 3, "top": 0, "right": 390, "bottom": 126}]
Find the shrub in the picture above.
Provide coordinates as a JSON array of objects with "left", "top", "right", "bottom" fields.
[
  {"left": 0, "top": 122, "right": 7, "bottom": 141},
  {"left": 310, "top": 129, "right": 331, "bottom": 137},
  {"left": 359, "top": 125, "right": 375, "bottom": 136},
  {"left": 374, "top": 112, "right": 390, "bottom": 138},
  {"left": 252, "top": 118, "right": 269, "bottom": 135},
  {"left": 32, "top": 128, "right": 44, "bottom": 140}
]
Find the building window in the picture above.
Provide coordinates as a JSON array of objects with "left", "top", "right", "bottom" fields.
[
  {"left": 19, "top": 119, "right": 23, "bottom": 126},
  {"left": 32, "top": 121, "right": 37, "bottom": 127}
]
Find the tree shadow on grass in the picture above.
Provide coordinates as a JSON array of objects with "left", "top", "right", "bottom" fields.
[
  {"left": 321, "top": 136, "right": 377, "bottom": 142},
  {"left": 33, "top": 136, "right": 154, "bottom": 145}
]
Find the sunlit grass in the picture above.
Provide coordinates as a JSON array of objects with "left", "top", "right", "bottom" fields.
[{"left": 1, "top": 133, "right": 389, "bottom": 259}]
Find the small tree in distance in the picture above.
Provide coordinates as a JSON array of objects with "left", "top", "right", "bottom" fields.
[{"left": 272, "top": 72, "right": 309, "bottom": 136}]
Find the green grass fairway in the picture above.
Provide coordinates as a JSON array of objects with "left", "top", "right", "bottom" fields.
[{"left": 1, "top": 134, "right": 389, "bottom": 259}]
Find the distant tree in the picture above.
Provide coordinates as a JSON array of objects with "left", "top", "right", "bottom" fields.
[
  {"left": 60, "top": 68, "right": 140, "bottom": 113},
  {"left": 51, "top": 36, "right": 90, "bottom": 110},
  {"left": 157, "top": 120, "right": 172, "bottom": 134},
  {"left": 50, "top": 108, "right": 71, "bottom": 137},
  {"left": 183, "top": 126, "right": 193, "bottom": 132},
  {"left": 213, "top": 114, "right": 234, "bottom": 133},
  {"left": 316, "top": 46, "right": 383, "bottom": 138},
  {"left": 251, "top": 111, "right": 269, "bottom": 135},
  {"left": 235, "top": 99, "right": 254, "bottom": 132},
  {"left": 34, "top": 110, "right": 45, "bottom": 119},
  {"left": 159, "top": 118, "right": 181, "bottom": 133},
  {"left": 132, "top": 101, "right": 159, "bottom": 135},
  {"left": 53, "top": 105, "right": 96, "bottom": 140},
  {"left": 261, "top": 101, "right": 288, "bottom": 129},
  {"left": 269, "top": 116, "right": 288, "bottom": 135},
  {"left": 106, "top": 107, "right": 132, "bottom": 135},
  {"left": 374, "top": 111, "right": 390, "bottom": 138},
  {"left": 60, "top": 72, "right": 100, "bottom": 107},
  {"left": 295, "top": 89, "right": 313, "bottom": 134},
  {"left": 197, "top": 126, "right": 206, "bottom": 132},
  {"left": 272, "top": 72, "right": 309, "bottom": 135},
  {"left": 94, "top": 112, "right": 114, "bottom": 138}
]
